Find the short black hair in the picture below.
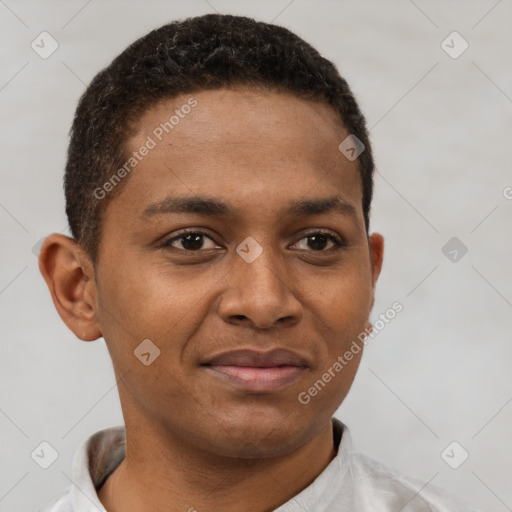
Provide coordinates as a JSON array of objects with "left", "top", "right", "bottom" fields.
[{"left": 65, "top": 13, "right": 374, "bottom": 264}]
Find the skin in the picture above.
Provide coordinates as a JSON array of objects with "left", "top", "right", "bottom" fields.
[{"left": 39, "top": 86, "right": 384, "bottom": 512}]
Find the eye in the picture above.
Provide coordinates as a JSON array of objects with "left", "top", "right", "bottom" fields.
[
  {"left": 161, "top": 229, "right": 346, "bottom": 253},
  {"left": 162, "top": 230, "right": 221, "bottom": 251},
  {"left": 292, "top": 231, "right": 345, "bottom": 252}
]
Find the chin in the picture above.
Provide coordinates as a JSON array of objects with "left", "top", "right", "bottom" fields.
[{"left": 206, "top": 411, "right": 311, "bottom": 459}]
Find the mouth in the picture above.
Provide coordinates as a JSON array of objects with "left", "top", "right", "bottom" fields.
[{"left": 201, "top": 348, "right": 309, "bottom": 392}]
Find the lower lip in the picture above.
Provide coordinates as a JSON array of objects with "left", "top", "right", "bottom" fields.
[{"left": 204, "top": 365, "right": 307, "bottom": 392}]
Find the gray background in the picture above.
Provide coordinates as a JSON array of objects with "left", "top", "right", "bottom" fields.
[{"left": 1, "top": 0, "right": 511, "bottom": 510}]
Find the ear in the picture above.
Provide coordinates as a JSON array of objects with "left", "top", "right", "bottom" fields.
[
  {"left": 368, "top": 232, "right": 384, "bottom": 310},
  {"left": 38, "top": 233, "right": 102, "bottom": 341}
]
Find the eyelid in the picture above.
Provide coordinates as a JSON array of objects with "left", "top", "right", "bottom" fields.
[
  {"left": 290, "top": 229, "right": 346, "bottom": 250},
  {"left": 162, "top": 228, "right": 220, "bottom": 249},
  {"left": 161, "top": 227, "right": 347, "bottom": 253}
]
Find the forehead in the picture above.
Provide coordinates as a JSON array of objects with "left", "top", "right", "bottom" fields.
[
  {"left": 109, "top": 87, "right": 363, "bottom": 225},
  {"left": 135, "top": 86, "right": 347, "bottom": 153}
]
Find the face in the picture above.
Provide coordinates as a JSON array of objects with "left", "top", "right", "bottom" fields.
[{"left": 90, "top": 87, "right": 383, "bottom": 458}]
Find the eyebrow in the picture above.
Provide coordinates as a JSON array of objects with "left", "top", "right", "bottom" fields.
[{"left": 140, "top": 195, "right": 357, "bottom": 220}]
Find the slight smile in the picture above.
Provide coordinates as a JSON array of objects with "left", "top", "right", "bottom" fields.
[{"left": 201, "top": 348, "right": 309, "bottom": 392}]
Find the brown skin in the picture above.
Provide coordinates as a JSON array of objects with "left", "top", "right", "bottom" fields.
[{"left": 39, "top": 87, "right": 384, "bottom": 512}]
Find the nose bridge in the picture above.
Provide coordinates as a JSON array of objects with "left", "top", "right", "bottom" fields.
[
  {"left": 218, "top": 239, "right": 302, "bottom": 328},
  {"left": 236, "top": 238, "right": 288, "bottom": 300}
]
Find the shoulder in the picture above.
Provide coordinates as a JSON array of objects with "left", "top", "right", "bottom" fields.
[
  {"left": 35, "top": 425, "right": 124, "bottom": 512},
  {"left": 34, "top": 486, "right": 74, "bottom": 512},
  {"left": 350, "top": 452, "right": 481, "bottom": 511}
]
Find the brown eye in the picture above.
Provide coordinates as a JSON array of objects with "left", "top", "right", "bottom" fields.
[
  {"left": 163, "top": 231, "right": 220, "bottom": 251},
  {"left": 293, "top": 231, "right": 344, "bottom": 252}
]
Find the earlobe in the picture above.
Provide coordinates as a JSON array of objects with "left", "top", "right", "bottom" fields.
[{"left": 38, "top": 233, "right": 102, "bottom": 342}]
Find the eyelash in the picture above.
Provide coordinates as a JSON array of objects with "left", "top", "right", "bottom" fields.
[{"left": 161, "top": 228, "right": 346, "bottom": 253}]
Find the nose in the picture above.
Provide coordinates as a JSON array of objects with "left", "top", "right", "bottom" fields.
[{"left": 217, "top": 245, "right": 303, "bottom": 330}]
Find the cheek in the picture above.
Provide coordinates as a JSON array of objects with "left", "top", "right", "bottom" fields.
[
  {"left": 98, "top": 259, "right": 188, "bottom": 331},
  {"left": 96, "top": 260, "right": 214, "bottom": 376},
  {"left": 309, "top": 266, "right": 373, "bottom": 376},
  {"left": 316, "top": 264, "right": 373, "bottom": 324}
]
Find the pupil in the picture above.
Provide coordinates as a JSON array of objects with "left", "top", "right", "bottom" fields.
[
  {"left": 182, "top": 234, "right": 203, "bottom": 250},
  {"left": 308, "top": 235, "right": 328, "bottom": 251}
]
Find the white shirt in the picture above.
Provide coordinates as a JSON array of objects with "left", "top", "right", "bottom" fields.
[{"left": 36, "top": 418, "right": 479, "bottom": 512}]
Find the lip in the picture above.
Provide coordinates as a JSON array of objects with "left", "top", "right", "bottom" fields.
[
  {"left": 204, "top": 365, "right": 307, "bottom": 392},
  {"left": 201, "top": 348, "right": 309, "bottom": 392},
  {"left": 203, "top": 348, "right": 309, "bottom": 367}
]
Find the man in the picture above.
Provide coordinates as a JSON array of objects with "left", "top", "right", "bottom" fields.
[{"left": 37, "top": 13, "right": 478, "bottom": 512}]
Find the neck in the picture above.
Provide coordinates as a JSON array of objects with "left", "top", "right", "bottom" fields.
[{"left": 98, "top": 417, "right": 337, "bottom": 512}]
